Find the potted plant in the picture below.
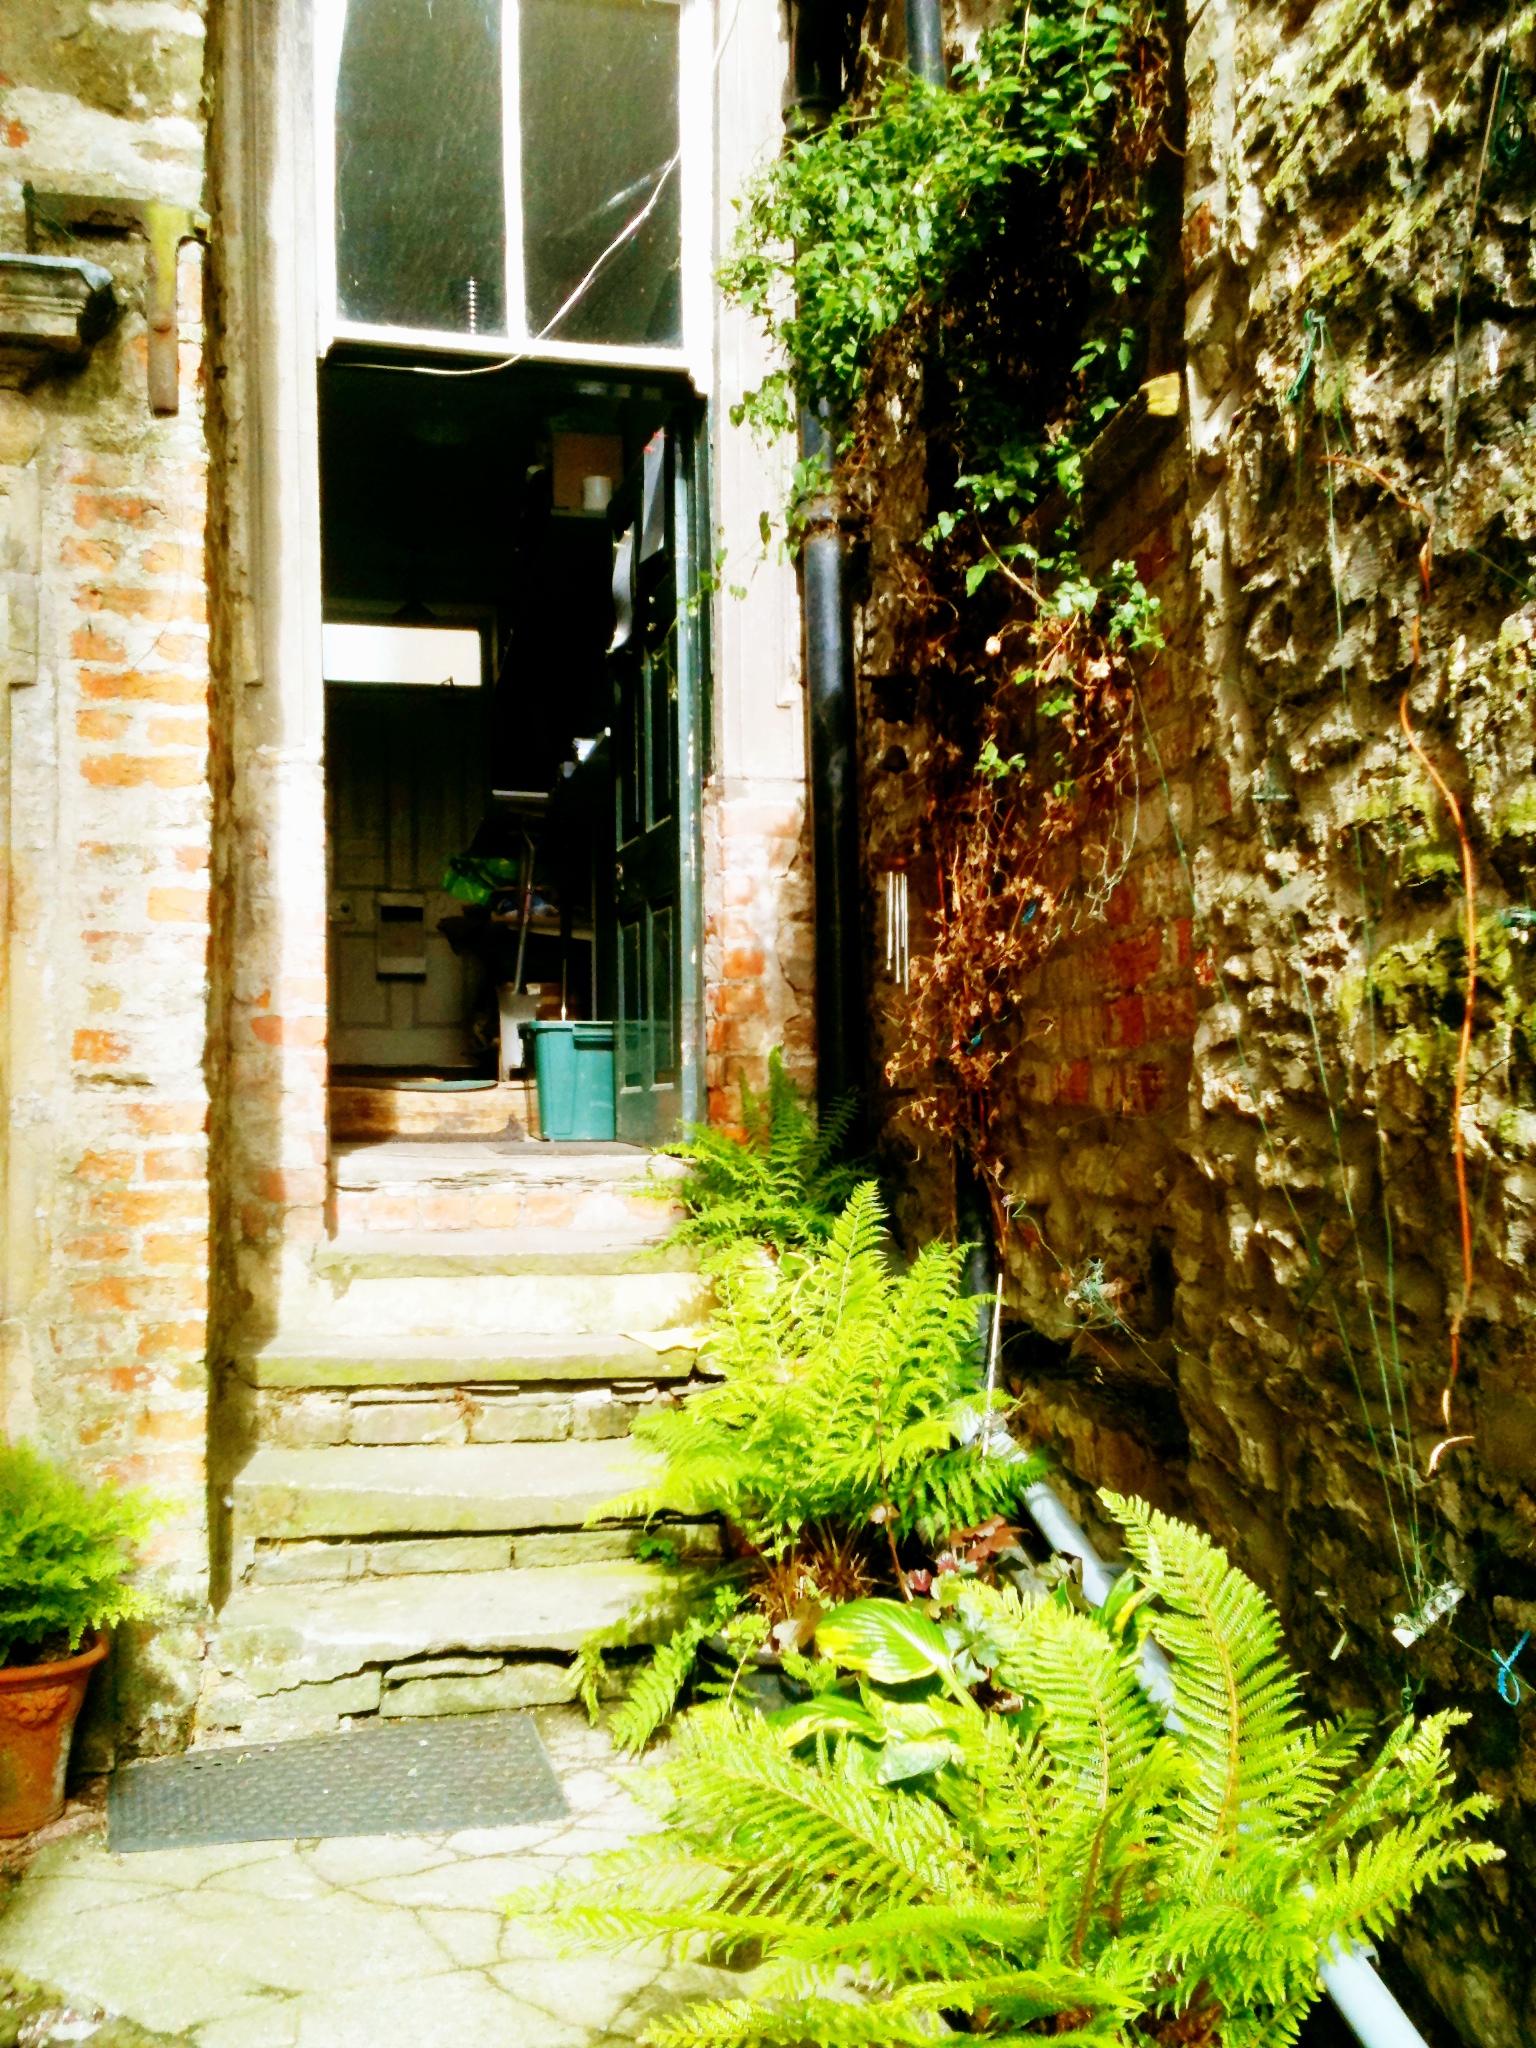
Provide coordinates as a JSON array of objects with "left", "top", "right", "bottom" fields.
[{"left": 0, "top": 1444, "right": 163, "bottom": 1836}]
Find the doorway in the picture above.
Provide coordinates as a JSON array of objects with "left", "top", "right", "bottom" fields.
[{"left": 318, "top": 354, "right": 706, "bottom": 1145}]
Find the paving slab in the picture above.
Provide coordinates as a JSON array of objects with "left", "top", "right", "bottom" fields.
[{"left": 0, "top": 1710, "right": 736, "bottom": 2048}]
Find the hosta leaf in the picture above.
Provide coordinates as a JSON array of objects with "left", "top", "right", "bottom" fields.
[
  {"left": 817, "top": 1600, "right": 955, "bottom": 1686},
  {"left": 877, "top": 1740, "right": 964, "bottom": 1785},
  {"left": 767, "top": 1697, "right": 885, "bottom": 1746}
]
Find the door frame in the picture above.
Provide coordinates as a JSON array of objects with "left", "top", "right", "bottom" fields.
[
  {"left": 217, "top": 0, "right": 710, "bottom": 1179},
  {"left": 599, "top": 399, "right": 709, "bottom": 1141},
  {"left": 674, "top": 406, "right": 707, "bottom": 1132}
]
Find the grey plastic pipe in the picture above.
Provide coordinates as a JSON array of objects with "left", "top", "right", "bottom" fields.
[{"left": 1018, "top": 1476, "right": 1430, "bottom": 2048}]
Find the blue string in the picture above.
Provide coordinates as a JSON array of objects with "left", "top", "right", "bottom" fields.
[
  {"left": 1496, "top": 1632, "right": 1529, "bottom": 1705},
  {"left": 1284, "top": 309, "right": 1326, "bottom": 407}
]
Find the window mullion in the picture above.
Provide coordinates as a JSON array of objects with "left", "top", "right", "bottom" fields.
[{"left": 501, "top": 0, "right": 529, "bottom": 343}]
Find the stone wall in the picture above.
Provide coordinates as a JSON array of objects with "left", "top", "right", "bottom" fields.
[
  {"left": 860, "top": 0, "right": 1536, "bottom": 2039},
  {"left": 0, "top": 0, "right": 212, "bottom": 1754}
]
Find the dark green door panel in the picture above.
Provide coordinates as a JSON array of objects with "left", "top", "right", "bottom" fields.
[{"left": 608, "top": 419, "right": 703, "bottom": 1146}]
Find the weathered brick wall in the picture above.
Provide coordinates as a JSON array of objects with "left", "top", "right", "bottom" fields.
[
  {"left": 862, "top": 0, "right": 1536, "bottom": 2037},
  {"left": 1, "top": 2, "right": 211, "bottom": 1754},
  {"left": 703, "top": 783, "right": 815, "bottom": 1125}
]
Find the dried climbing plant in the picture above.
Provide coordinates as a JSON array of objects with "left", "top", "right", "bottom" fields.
[{"left": 891, "top": 556, "right": 1160, "bottom": 1178}]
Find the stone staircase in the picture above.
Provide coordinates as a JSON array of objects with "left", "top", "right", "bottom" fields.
[{"left": 201, "top": 1142, "right": 714, "bottom": 1743}]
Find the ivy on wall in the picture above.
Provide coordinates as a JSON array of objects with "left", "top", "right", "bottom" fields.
[
  {"left": 722, "top": 0, "right": 1169, "bottom": 514},
  {"left": 721, "top": 0, "right": 1175, "bottom": 1178}
]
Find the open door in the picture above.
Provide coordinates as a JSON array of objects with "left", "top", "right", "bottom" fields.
[{"left": 607, "top": 421, "right": 704, "bottom": 1145}]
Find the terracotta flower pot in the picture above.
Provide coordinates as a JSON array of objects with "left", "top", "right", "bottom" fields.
[{"left": 0, "top": 1633, "right": 108, "bottom": 1838}]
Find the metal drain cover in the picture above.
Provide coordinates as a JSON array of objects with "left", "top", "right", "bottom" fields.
[{"left": 108, "top": 1711, "right": 567, "bottom": 1851}]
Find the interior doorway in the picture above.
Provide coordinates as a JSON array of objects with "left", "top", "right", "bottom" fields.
[{"left": 318, "top": 354, "right": 705, "bottom": 1145}]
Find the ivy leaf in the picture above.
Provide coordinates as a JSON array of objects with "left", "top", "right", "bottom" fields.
[{"left": 965, "top": 561, "right": 993, "bottom": 596}]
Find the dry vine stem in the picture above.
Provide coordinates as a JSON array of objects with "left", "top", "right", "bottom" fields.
[
  {"left": 891, "top": 573, "right": 1143, "bottom": 1185},
  {"left": 1399, "top": 685, "right": 1478, "bottom": 1477}
]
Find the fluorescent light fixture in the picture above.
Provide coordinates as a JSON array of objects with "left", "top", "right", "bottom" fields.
[{"left": 322, "top": 623, "right": 483, "bottom": 688}]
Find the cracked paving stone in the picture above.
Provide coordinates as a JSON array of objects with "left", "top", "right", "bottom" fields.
[{"left": 0, "top": 1709, "right": 735, "bottom": 2048}]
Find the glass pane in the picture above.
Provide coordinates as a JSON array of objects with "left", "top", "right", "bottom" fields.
[
  {"left": 322, "top": 624, "right": 483, "bottom": 687},
  {"left": 617, "top": 664, "right": 642, "bottom": 845},
  {"left": 646, "top": 641, "right": 674, "bottom": 830},
  {"left": 619, "top": 916, "right": 645, "bottom": 1088},
  {"left": 336, "top": 0, "right": 508, "bottom": 335},
  {"left": 650, "top": 903, "right": 675, "bottom": 1079},
  {"left": 520, "top": 0, "right": 682, "bottom": 347}
]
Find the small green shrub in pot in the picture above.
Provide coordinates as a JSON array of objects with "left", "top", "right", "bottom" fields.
[{"left": 0, "top": 1444, "right": 165, "bottom": 1836}]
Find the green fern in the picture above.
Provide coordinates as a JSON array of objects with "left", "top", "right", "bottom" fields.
[
  {"left": 604, "top": 1183, "right": 1039, "bottom": 1556},
  {"left": 514, "top": 1495, "right": 1497, "bottom": 2047},
  {"left": 655, "top": 1049, "right": 863, "bottom": 1253},
  {"left": 606, "top": 1584, "right": 746, "bottom": 1756},
  {"left": 0, "top": 1443, "right": 166, "bottom": 1661}
]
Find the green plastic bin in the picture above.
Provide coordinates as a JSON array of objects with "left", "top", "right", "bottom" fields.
[{"left": 526, "top": 1020, "right": 616, "bottom": 1141}]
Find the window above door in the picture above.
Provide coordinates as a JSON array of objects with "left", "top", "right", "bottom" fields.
[{"left": 315, "top": 0, "right": 706, "bottom": 375}]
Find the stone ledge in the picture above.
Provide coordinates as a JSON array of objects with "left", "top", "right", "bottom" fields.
[
  {"left": 238, "top": 1330, "right": 699, "bottom": 1387},
  {"left": 230, "top": 1436, "right": 659, "bottom": 1541},
  {"left": 0, "top": 255, "right": 116, "bottom": 389}
]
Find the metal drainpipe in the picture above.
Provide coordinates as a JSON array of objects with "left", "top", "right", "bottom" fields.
[
  {"left": 786, "top": 0, "right": 863, "bottom": 1112},
  {"left": 963, "top": 1242, "right": 1433, "bottom": 2047},
  {"left": 904, "top": 0, "right": 946, "bottom": 86},
  {"left": 799, "top": 410, "right": 863, "bottom": 1110}
]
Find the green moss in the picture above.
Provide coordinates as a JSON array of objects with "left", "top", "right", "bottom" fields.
[
  {"left": 0, "top": 1969, "right": 189, "bottom": 2046},
  {"left": 1363, "top": 915, "right": 1533, "bottom": 1083},
  {"left": 1401, "top": 845, "right": 1462, "bottom": 885},
  {"left": 1493, "top": 781, "right": 1536, "bottom": 840}
]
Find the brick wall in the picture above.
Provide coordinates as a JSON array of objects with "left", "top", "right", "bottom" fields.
[
  {"left": 1, "top": 1, "right": 212, "bottom": 1753},
  {"left": 703, "top": 782, "right": 815, "bottom": 1126}
]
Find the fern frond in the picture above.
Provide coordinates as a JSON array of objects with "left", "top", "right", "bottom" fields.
[
  {"left": 661, "top": 1705, "right": 987, "bottom": 1921},
  {"left": 608, "top": 1585, "right": 746, "bottom": 1755},
  {"left": 657, "top": 1049, "right": 864, "bottom": 1254},
  {"left": 574, "top": 1628, "right": 610, "bottom": 1725},
  {"left": 642, "top": 1993, "right": 948, "bottom": 2048},
  {"left": 999, "top": 1599, "right": 1160, "bottom": 1805},
  {"left": 601, "top": 1180, "right": 1015, "bottom": 1559},
  {"left": 1308, "top": 1807, "right": 1504, "bottom": 1952},
  {"left": 1105, "top": 1491, "right": 1321, "bottom": 1857}
]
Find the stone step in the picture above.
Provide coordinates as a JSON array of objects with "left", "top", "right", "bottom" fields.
[
  {"left": 330, "top": 1139, "right": 686, "bottom": 1236},
  {"left": 243, "top": 1523, "right": 721, "bottom": 1588},
  {"left": 329, "top": 1077, "right": 537, "bottom": 1143},
  {"left": 238, "top": 1330, "right": 700, "bottom": 1388},
  {"left": 241, "top": 1382, "right": 664, "bottom": 1452},
  {"left": 302, "top": 1233, "right": 708, "bottom": 1337},
  {"left": 316, "top": 1230, "right": 698, "bottom": 1277},
  {"left": 209, "top": 1559, "right": 687, "bottom": 1699},
  {"left": 231, "top": 1437, "right": 658, "bottom": 1544}
]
